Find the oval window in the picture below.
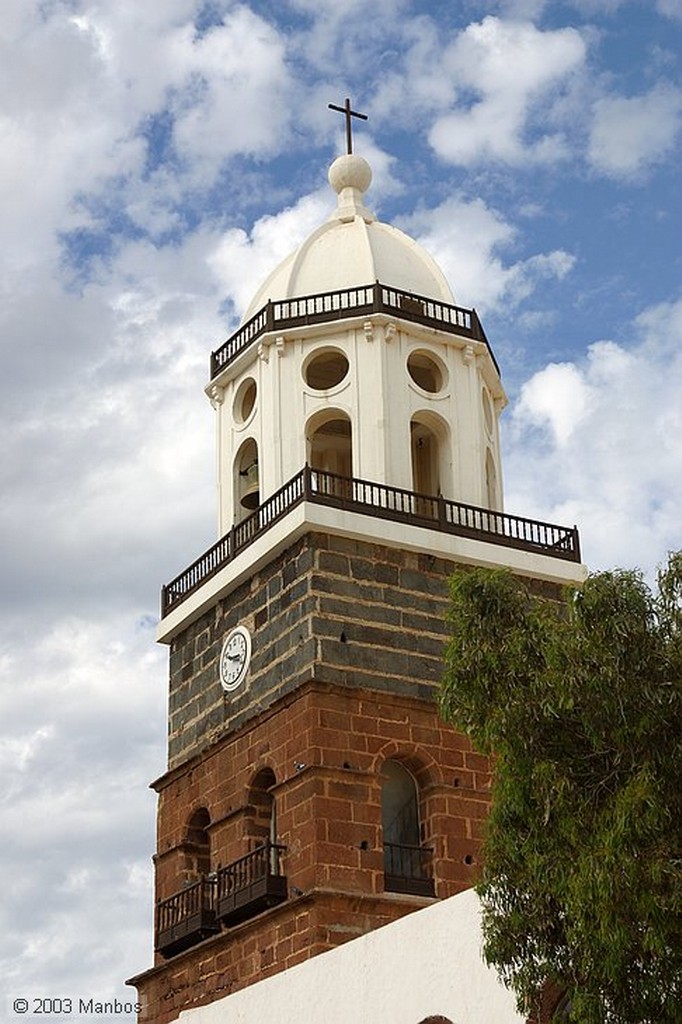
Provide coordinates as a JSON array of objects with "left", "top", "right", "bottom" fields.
[
  {"left": 407, "top": 351, "right": 446, "bottom": 394},
  {"left": 483, "top": 388, "right": 494, "bottom": 434},
  {"left": 304, "top": 349, "right": 349, "bottom": 390},
  {"left": 233, "top": 377, "right": 257, "bottom": 424}
]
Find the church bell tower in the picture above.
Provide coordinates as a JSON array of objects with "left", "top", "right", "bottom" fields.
[{"left": 128, "top": 133, "right": 584, "bottom": 1024}]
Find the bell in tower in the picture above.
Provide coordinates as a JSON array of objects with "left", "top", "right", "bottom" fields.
[
  {"left": 128, "top": 113, "right": 585, "bottom": 1023},
  {"left": 238, "top": 456, "right": 259, "bottom": 511}
]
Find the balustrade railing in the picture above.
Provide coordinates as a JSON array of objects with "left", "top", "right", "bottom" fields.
[
  {"left": 155, "top": 843, "right": 288, "bottom": 955},
  {"left": 156, "top": 877, "right": 215, "bottom": 935},
  {"left": 210, "top": 281, "right": 495, "bottom": 378},
  {"left": 161, "top": 467, "right": 581, "bottom": 617},
  {"left": 216, "top": 842, "right": 288, "bottom": 925},
  {"left": 216, "top": 842, "right": 286, "bottom": 901},
  {"left": 162, "top": 471, "right": 307, "bottom": 614},
  {"left": 155, "top": 877, "right": 218, "bottom": 956}
]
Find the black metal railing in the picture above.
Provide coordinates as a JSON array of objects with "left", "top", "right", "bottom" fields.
[
  {"left": 155, "top": 877, "right": 218, "bottom": 957},
  {"left": 154, "top": 843, "right": 288, "bottom": 957},
  {"left": 210, "top": 281, "right": 497, "bottom": 378},
  {"left": 161, "top": 466, "right": 581, "bottom": 617},
  {"left": 216, "top": 842, "right": 288, "bottom": 925},
  {"left": 384, "top": 842, "right": 435, "bottom": 897},
  {"left": 161, "top": 470, "right": 308, "bottom": 614}
]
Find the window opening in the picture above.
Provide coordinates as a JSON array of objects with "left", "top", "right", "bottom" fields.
[
  {"left": 234, "top": 438, "right": 259, "bottom": 519},
  {"left": 304, "top": 349, "right": 349, "bottom": 390},
  {"left": 411, "top": 421, "right": 439, "bottom": 498},
  {"left": 381, "top": 760, "right": 434, "bottom": 896},
  {"left": 233, "top": 377, "right": 257, "bottom": 423},
  {"left": 185, "top": 808, "right": 211, "bottom": 877},
  {"left": 407, "top": 351, "right": 445, "bottom": 393},
  {"left": 485, "top": 448, "right": 497, "bottom": 510},
  {"left": 482, "top": 387, "right": 494, "bottom": 435},
  {"left": 308, "top": 414, "right": 353, "bottom": 499}
]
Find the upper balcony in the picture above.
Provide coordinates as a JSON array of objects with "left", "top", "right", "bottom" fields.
[
  {"left": 160, "top": 466, "right": 581, "bottom": 621},
  {"left": 210, "top": 281, "right": 499, "bottom": 380}
]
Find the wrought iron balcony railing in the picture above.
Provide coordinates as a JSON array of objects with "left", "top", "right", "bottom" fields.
[
  {"left": 210, "top": 281, "right": 498, "bottom": 379},
  {"left": 155, "top": 843, "right": 288, "bottom": 958},
  {"left": 216, "top": 842, "right": 288, "bottom": 926},
  {"left": 384, "top": 842, "right": 435, "bottom": 898},
  {"left": 161, "top": 466, "right": 581, "bottom": 616},
  {"left": 155, "top": 877, "right": 219, "bottom": 959}
]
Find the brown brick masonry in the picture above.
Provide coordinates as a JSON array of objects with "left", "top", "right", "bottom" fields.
[{"left": 128, "top": 681, "right": 492, "bottom": 1023}]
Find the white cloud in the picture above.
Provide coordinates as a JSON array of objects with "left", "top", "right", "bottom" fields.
[
  {"left": 0, "top": 614, "right": 164, "bottom": 1000},
  {"left": 657, "top": 0, "right": 682, "bottom": 21},
  {"left": 169, "top": 7, "right": 294, "bottom": 169},
  {"left": 588, "top": 84, "right": 682, "bottom": 179},
  {"left": 0, "top": 2, "right": 294, "bottom": 279},
  {"left": 506, "top": 300, "right": 682, "bottom": 577},
  {"left": 400, "top": 197, "right": 575, "bottom": 313},
  {"left": 371, "top": 17, "right": 458, "bottom": 125},
  {"left": 515, "top": 361, "right": 592, "bottom": 444},
  {"left": 429, "top": 17, "right": 586, "bottom": 166},
  {"left": 208, "top": 189, "right": 333, "bottom": 317},
  {"left": 288, "top": 0, "right": 408, "bottom": 75}
]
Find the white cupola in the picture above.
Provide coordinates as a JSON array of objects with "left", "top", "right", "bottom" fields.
[{"left": 207, "top": 153, "right": 506, "bottom": 537}]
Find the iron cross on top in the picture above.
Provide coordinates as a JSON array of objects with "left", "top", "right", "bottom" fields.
[{"left": 328, "top": 97, "right": 368, "bottom": 155}]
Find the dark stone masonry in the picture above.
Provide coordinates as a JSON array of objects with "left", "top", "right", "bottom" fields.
[{"left": 166, "top": 532, "right": 465, "bottom": 769}]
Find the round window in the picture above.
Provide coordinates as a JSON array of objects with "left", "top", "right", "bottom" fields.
[
  {"left": 233, "top": 377, "right": 257, "bottom": 424},
  {"left": 407, "top": 351, "right": 446, "bottom": 394},
  {"left": 304, "top": 349, "right": 349, "bottom": 390}
]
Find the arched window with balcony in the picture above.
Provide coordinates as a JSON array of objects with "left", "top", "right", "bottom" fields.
[
  {"left": 184, "top": 807, "right": 211, "bottom": 877},
  {"left": 213, "top": 767, "right": 288, "bottom": 928},
  {"left": 155, "top": 806, "right": 218, "bottom": 959},
  {"left": 381, "top": 759, "right": 434, "bottom": 897},
  {"left": 246, "top": 766, "right": 278, "bottom": 849}
]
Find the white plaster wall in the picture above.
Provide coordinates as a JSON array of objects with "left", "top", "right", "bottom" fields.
[
  {"left": 210, "top": 317, "right": 505, "bottom": 531},
  {"left": 177, "top": 890, "right": 525, "bottom": 1024}
]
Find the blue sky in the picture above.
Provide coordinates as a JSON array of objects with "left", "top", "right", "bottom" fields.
[{"left": 1, "top": 1, "right": 680, "bottom": 1020}]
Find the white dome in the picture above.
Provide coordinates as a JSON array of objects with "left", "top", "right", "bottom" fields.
[{"left": 241, "top": 155, "right": 455, "bottom": 324}]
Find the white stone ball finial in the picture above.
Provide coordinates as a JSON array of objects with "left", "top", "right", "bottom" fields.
[
  {"left": 328, "top": 154, "right": 374, "bottom": 223},
  {"left": 328, "top": 154, "right": 373, "bottom": 194}
]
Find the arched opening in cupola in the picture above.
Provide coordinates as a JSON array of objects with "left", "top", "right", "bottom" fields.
[
  {"left": 307, "top": 411, "right": 353, "bottom": 495},
  {"left": 233, "top": 437, "right": 259, "bottom": 522},
  {"left": 485, "top": 448, "right": 498, "bottom": 510},
  {"left": 410, "top": 412, "right": 451, "bottom": 506}
]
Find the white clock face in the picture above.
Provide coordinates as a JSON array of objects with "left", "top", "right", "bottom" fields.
[{"left": 219, "top": 626, "right": 251, "bottom": 692}]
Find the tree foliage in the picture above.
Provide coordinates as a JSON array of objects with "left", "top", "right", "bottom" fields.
[{"left": 440, "top": 553, "right": 682, "bottom": 1023}]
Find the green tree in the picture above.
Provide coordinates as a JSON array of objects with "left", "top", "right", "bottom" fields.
[{"left": 440, "top": 554, "right": 682, "bottom": 1024}]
